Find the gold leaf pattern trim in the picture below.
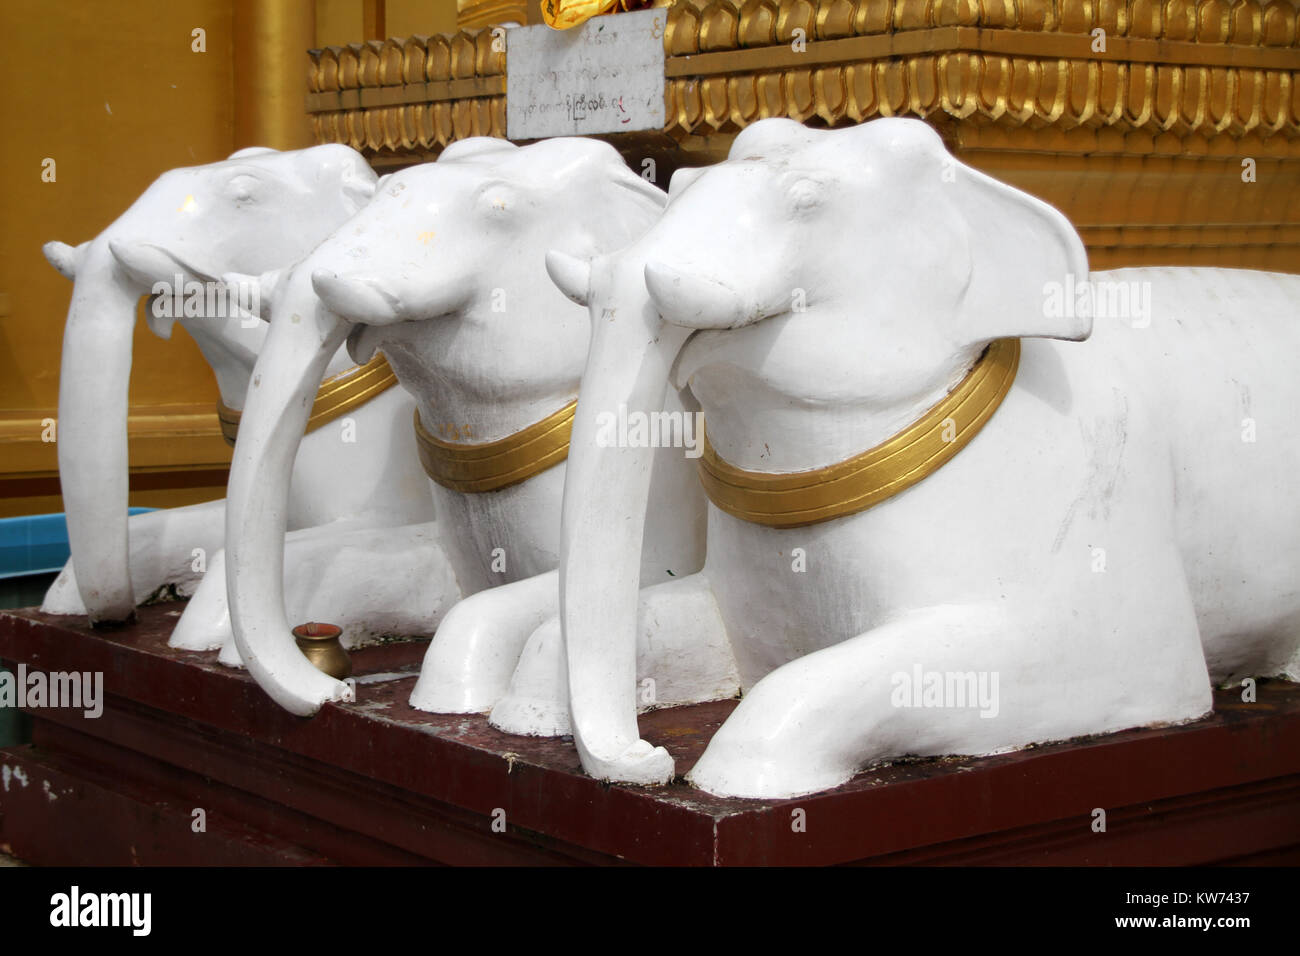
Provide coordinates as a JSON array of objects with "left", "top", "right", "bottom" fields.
[{"left": 307, "top": 1, "right": 1300, "bottom": 162}]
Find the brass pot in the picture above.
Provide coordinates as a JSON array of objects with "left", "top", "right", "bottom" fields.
[{"left": 292, "top": 622, "right": 352, "bottom": 680}]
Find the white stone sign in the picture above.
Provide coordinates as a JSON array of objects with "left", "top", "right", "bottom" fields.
[{"left": 506, "top": 9, "right": 666, "bottom": 140}]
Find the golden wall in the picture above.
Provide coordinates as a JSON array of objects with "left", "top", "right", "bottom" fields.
[{"left": 0, "top": 0, "right": 460, "bottom": 518}]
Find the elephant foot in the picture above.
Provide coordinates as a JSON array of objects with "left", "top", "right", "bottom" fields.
[
  {"left": 579, "top": 738, "right": 675, "bottom": 787},
  {"left": 687, "top": 754, "right": 855, "bottom": 801},
  {"left": 486, "top": 617, "right": 569, "bottom": 735},
  {"left": 489, "top": 692, "right": 571, "bottom": 737},
  {"left": 408, "top": 570, "right": 556, "bottom": 715},
  {"left": 170, "top": 548, "right": 232, "bottom": 651},
  {"left": 172, "top": 606, "right": 233, "bottom": 653},
  {"left": 490, "top": 573, "right": 739, "bottom": 737},
  {"left": 217, "top": 637, "right": 245, "bottom": 669},
  {"left": 40, "top": 565, "right": 86, "bottom": 616}
]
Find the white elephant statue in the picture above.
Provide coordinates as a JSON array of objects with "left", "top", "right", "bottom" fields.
[
  {"left": 38, "top": 145, "right": 436, "bottom": 630},
  {"left": 223, "top": 137, "right": 729, "bottom": 720},
  {"left": 541, "top": 116, "right": 1300, "bottom": 799}
]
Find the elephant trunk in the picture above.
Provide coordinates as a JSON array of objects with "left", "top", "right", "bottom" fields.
[
  {"left": 56, "top": 240, "right": 146, "bottom": 622},
  {"left": 557, "top": 255, "right": 693, "bottom": 784},
  {"left": 225, "top": 278, "right": 353, "bottom": 715}
]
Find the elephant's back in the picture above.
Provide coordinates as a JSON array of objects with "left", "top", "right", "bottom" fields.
[{"left": 1085, "top": 266, "right": 1300, "bottom": 668}]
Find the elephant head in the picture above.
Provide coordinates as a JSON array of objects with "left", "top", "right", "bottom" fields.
[
  {"left": 223, "top": 136, "right": 667, "bottom": 716},
  {"left": 547, "top": 117, "right": 1091, "bottom": 784},
  {"left": 45, "top": 144, "right": 376, "bottom": 623}
]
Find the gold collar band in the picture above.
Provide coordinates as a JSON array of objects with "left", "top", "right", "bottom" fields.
[
  {"left": 217, "top": 353, "right": 400, "bottom": 447},
  {"left": 698, "top": 338, "right": 1021, "bottom": 529},
  {"left": 414, "top": 400, "right": 577, "bottom": 494}
]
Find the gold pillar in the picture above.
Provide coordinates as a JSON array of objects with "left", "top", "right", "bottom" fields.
[
  {"left": 233, "top": 0, "right": 316, "bottom": 150},
  {"left": 363, "top": 0, "right": 386, "bottom": 40}
]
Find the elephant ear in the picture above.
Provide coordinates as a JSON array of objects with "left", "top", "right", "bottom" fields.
[
  {"left": 525, "top": 139, "right": 667, "bottom": 254},
  {"left": 43, "top": 240, "right": 86, "bottom": 280},
  {"left": 822, "top": 118, "right": 1090, "bottom": 345},
  {"left": 945, "top": 156, "right": 1091, "bottom": 344}
]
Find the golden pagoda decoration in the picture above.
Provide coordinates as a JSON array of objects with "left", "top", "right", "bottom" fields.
[{"left": 307, "top": 0, "right": 1300, "bottom": 272}]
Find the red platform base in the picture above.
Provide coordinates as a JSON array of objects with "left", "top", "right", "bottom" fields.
[{"left": 2, "top": 604, "right": 1299, "bottom": 865}]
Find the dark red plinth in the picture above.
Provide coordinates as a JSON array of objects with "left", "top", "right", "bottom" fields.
[{"left": 1, "top": 604, "right": 1298, "bottom": 865}]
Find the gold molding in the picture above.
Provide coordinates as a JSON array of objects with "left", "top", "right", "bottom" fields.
[
  {"left": 306, "top": 75, "right": 507, "bottom": 112},
  {"left": 698, "top": 337, "right": 1020, "bottom": 528},
  {"left": 0, "top": 405, "right": 233, "bottom": 479},
  {"left": 307, "top": 30, "right": 508, "bottom": 151},
  {"left": 413, "top": 400, "right": 576, "bottom": 493},
  {"left": 665, "top": 26, "right": 1300, "bottom": 76}
]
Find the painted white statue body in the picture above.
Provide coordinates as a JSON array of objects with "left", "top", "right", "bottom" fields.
[
  {"left": 38, "top": 144, "right": 436, "bottom": 626},
  {"left": 223, "top": 137, "right": 715, "bottom": 718},
  {"left": 543, "top": 117, "right": 1300, "bottom": 799}
]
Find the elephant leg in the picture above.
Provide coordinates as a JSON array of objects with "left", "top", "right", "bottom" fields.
[
  {"left": 170, "top": 545, "right": 232, "bottom": 651},
  {"left": 43, "top": 498, "right": 227, "bottom": 616},
  {"left": 688, "top": 596, "right": 1213, "bottom": 800},
  {"left": 216, "top": 521, "right": 457, "bottom": 667},
  {"left": 489, "top": 572, "right": 739, "bottom": 737},
  {"left": 408, "top": 569, "right": 559, "bottom": 715}
]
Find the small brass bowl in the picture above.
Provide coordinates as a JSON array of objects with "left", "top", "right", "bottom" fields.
[{"left": 292, "top": 622, "right": 352, "bottom": 680}]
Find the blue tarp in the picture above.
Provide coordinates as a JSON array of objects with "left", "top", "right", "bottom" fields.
[{"left": 0, "top": 509, "right": 154, "bottom": 579}]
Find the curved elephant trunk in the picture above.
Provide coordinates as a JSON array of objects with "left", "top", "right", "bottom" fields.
[
  {"left": 55, "top": 239, "right": 147, "bottom": 622},
  {"left": 224, "top": 275, "right": 354, "bottom": 715},
  {"left": 552, "top": 252, "right": 693, "bottom": 784}
]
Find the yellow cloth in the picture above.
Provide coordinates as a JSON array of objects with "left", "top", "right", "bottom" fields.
[{"left": 541, "top": 0, "right": 655, "bottom": 31}]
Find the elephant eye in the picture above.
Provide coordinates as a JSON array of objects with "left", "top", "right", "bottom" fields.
[
  {"left": 226, "top": 173, "right": 264, "bottom": 204},
  {"left": 786, "top": 177, "right": 824, "bottom": 215},
  {"left": 474, "top": 180, "right": 517, "bottom": 220}
]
